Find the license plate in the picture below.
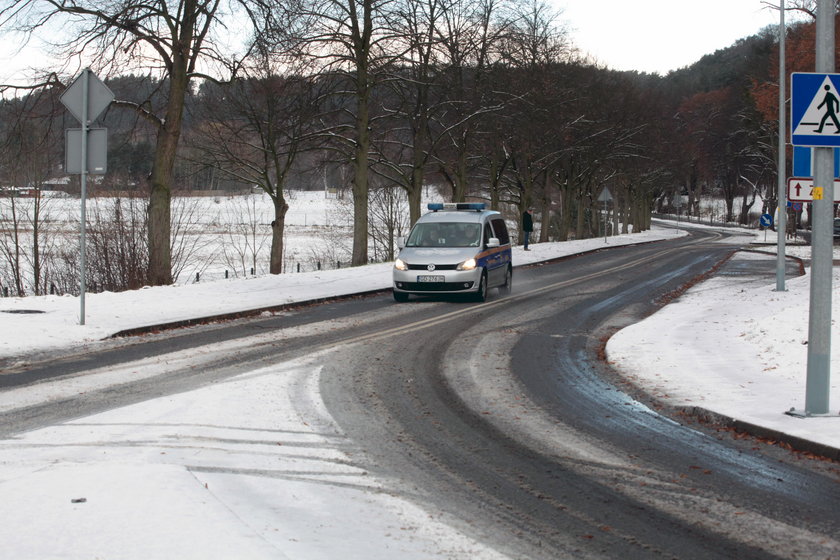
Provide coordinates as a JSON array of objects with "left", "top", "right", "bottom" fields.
[{"left": 417, "top": 275, "right": 445, "bottom": 283}]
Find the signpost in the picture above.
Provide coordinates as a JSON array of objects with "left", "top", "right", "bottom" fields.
[
  {"left": 60, "top": 68, "right": 114, "bottom": 326},
  {"left": 760, "top": 213, "right": 773, "bottom": 243},
  {"left": 598, "top": 187, "right": 612, "bottom": 243},
  {"left": 787, "top": 0, "right": 836, "bottom": 418},
  {"left": 778, "top": 0, "right": 787, "bottom": 293}
]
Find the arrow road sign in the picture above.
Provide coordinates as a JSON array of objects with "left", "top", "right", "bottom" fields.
[
  {"left": 787, "top": 177, "right": 840, "bottom": 202},
  {"left": 791, "top": 72, "right": 840, "bottom": 147}
]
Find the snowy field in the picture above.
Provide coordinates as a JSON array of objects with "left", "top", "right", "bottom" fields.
[{"left": 0, "top": 188, "right": 450, "bottom": 292}]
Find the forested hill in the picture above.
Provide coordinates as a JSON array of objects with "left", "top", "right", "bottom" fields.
[
  {"left": 668, "top": 26, "right": 778, "bottom": 93},
  {"left": 0, "top": 16, "right": 821, "bottom": 231}
]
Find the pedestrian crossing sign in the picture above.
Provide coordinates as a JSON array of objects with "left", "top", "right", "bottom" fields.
[{"left": 791, "top": 72, "right": 840, "bottom": 147}]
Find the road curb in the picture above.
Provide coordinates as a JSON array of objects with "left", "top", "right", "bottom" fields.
[
  {"left": 111, "top": 237, "right": 670, "bottom": 339},
  {"left": 679, "top": 405, "right": 840, "bottom": 461},
  {"left": 109, "top": 288, "right": 391, "bottom": 338}
]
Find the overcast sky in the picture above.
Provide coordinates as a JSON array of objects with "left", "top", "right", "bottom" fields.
[
  {"left": 559, "top": 0, "right": 794, "bottom": 74},
  {"left": 0, "top": 1, "right": 806, "bottom": 84}
]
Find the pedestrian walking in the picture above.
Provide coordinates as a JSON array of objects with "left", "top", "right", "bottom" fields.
[{"left": 522, "top": 207, "right": 533, "bottom": 250}]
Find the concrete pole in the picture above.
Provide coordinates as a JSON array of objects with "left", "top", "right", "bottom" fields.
[
  {"left": 776, "top": 0, "right": 787, "bottom": 292},
  {"left": 804, "top": 0, "right": 834, "bottom": 415}
]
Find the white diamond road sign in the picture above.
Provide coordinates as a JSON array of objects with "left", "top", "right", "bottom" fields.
[
  {"left": 60, "top": 69, "right": 114, "bottom": 124},
  {"left": 60, "top": 69, "right": 113, "bottom": 175}
]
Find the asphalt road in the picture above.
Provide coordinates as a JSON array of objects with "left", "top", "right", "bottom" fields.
[
  {"left": 319, "top": 229, "right": 839, "bottom": 559},
  {"left": 1, "top": 227, "right": 836, "bottom": 559}
]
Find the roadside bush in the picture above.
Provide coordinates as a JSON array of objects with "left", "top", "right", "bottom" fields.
[{"left": 84, "top": 197, "right": 149, "bottom": 292}]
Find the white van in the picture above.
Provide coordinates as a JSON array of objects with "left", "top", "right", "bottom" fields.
[{"left": 392, "top": 203, "right": 513, "bottom": 302}]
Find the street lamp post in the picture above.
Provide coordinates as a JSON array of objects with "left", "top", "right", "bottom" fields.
[{"left": 776, "top": 0, "right": 788, "bottom": 293}]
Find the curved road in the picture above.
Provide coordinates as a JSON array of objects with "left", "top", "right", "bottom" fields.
[
  {"left": 1, "top": 227, "right": 837, "bottom": 559},
  {"left": 320, "top": 228, "right": 840, "bottom": 559}
]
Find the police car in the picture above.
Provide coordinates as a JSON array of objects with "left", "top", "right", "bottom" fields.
[{"left": 392, "top": 203, "right": 513, "bottom": 302}]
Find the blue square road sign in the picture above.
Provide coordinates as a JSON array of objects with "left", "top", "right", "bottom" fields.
[{"left": 791, "top": 72, "right": 840, "bottom": 147}]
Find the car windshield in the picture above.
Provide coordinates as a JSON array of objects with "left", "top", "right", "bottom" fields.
[{"left": 406, "top": 222, "right": 481, "bottom": 247}]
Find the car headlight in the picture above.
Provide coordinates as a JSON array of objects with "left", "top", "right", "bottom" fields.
[
  {"left": 457, "top": 258, "right": 477, "bottom": 271},
  {"left": 394, "top": 258, "right": 408, "bottom": 271}
]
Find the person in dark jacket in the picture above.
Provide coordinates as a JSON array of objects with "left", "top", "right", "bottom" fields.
[{"left": 522, "top": 207, "right": 533, "bottom": 250}]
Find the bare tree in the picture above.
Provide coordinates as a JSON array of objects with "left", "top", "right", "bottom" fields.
[
  {"left": 0, "top": 86, "right": 64, "bottom": 295},
  {"left": 761, "top": 0, "right": 838, "bottom": 19},
  {"left": 0, "top": 0, "right": 260, "bottom": 285},
  {"left": 169, "top": 196, "right": 214, "bottom": 284},
  {"left": 430, "top": 0, "right": 514, "bottom": 202},
  {"left": 217, "top": 194, "right": 270, "bottom": 277},
  {"left": 0, "top": 195, "right": 26, "bottom": 297},
  {"left": 368, "top": 177, "right": 409, "bottom": 261},
  {"left": 85, "top": 196, "right": 149, "bottom": 292},
  {"left": 372, "top": 0, "right": 446, "bottom": 226},
  {"left": 272, "top": 0, "right": 402, "bottom": 267},
  {"left": 495, "top": 0, "right": 573, "bottom": 240},
  {"left": 188, "top": 51, "right": 321, "bottom": 274}
]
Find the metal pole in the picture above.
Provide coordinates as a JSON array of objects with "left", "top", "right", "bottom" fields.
[
  {"left": 804, "top": 0, "right": 833, "bottom": 415},
  {"left": 776, "top": 0, "right": 787, "bottom": 292},
  {"left": 603, "top": 197, "right": 607, "bottom": 243},
  {"left": 80, "top": 68, "right": 89, "bottom": 326}
]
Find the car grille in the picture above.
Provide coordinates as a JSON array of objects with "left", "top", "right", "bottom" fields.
[
  {"left": 406, "top": 264, "right": 459, "bottom": 270},
  {"left": 397, "top": 281, "right": 475, "bottom": 291}
]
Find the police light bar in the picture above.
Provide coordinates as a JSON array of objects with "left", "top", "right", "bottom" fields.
[{"left": 427, "top": 202, "right": 486, "bottom": 211}]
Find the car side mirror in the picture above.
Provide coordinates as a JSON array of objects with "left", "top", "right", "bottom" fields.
[
  {"left": 397, "top": 236, "right": 406, "bottom": 249},
  {"left": 487, "top": 237, "right": 500, "bottom": 248}
]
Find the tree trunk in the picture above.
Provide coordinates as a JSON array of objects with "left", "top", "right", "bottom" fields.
[
  {"left": 489, "top": 156, "right": 501, "bottom": 212},
  {"left": 408, "top": 169, "right": 423, "bottom": 227},
  {"left": 539, "top": 171, "right": 551, "bottom": 243},
  {"left": 612, "top": 193, "right": 620, "bottom": 236},
  {"left": 352, "top": 88, "right": 370, "bottom": 266},
  {"left": 739, "top": 190, "right": 756, "bottom": 225},
  {"left": 513, "top": 154, "right": 534, "bottom": 244},
  {"left": 270, "top": 197, "right": 289, "bottom": 274},
  {"left": 147, "top": 162, "right": 172, "bottom": 286},
  {"left": 453, "top": 144, "right": 468, "bottom": 203},
  {"left": 558, "top": 182, "right": 573, "bottom": 241},
  {"left": 147, "top": 58, "right": 189, "bottom": 286},
  {"left": 407, "top": 122, "right": 426, "bottom": 226},
  {"left": 575, "top": 190, "right": 587, "bottom": 239}
]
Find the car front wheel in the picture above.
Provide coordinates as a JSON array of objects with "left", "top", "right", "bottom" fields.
[{"left": 475, "top": 271, "right": 488, "bottom": 302}]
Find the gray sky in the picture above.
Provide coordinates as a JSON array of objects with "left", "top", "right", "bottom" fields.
[
  {"left": 559, "top": 0, "right": 791, "bottom": 74},
  {"left": 0, "top": 1, "right": 800, "bottom": 84}
]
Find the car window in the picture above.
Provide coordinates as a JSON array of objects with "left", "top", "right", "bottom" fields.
[
  {"left": 490, "top": 218, "right": 510, "bottom": 245},
  {"left": 450, "top": 223, "right": 481, "bottom": 246},
  {"left": 406, "top": 222, "right": 481, "bottom": 247}
]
